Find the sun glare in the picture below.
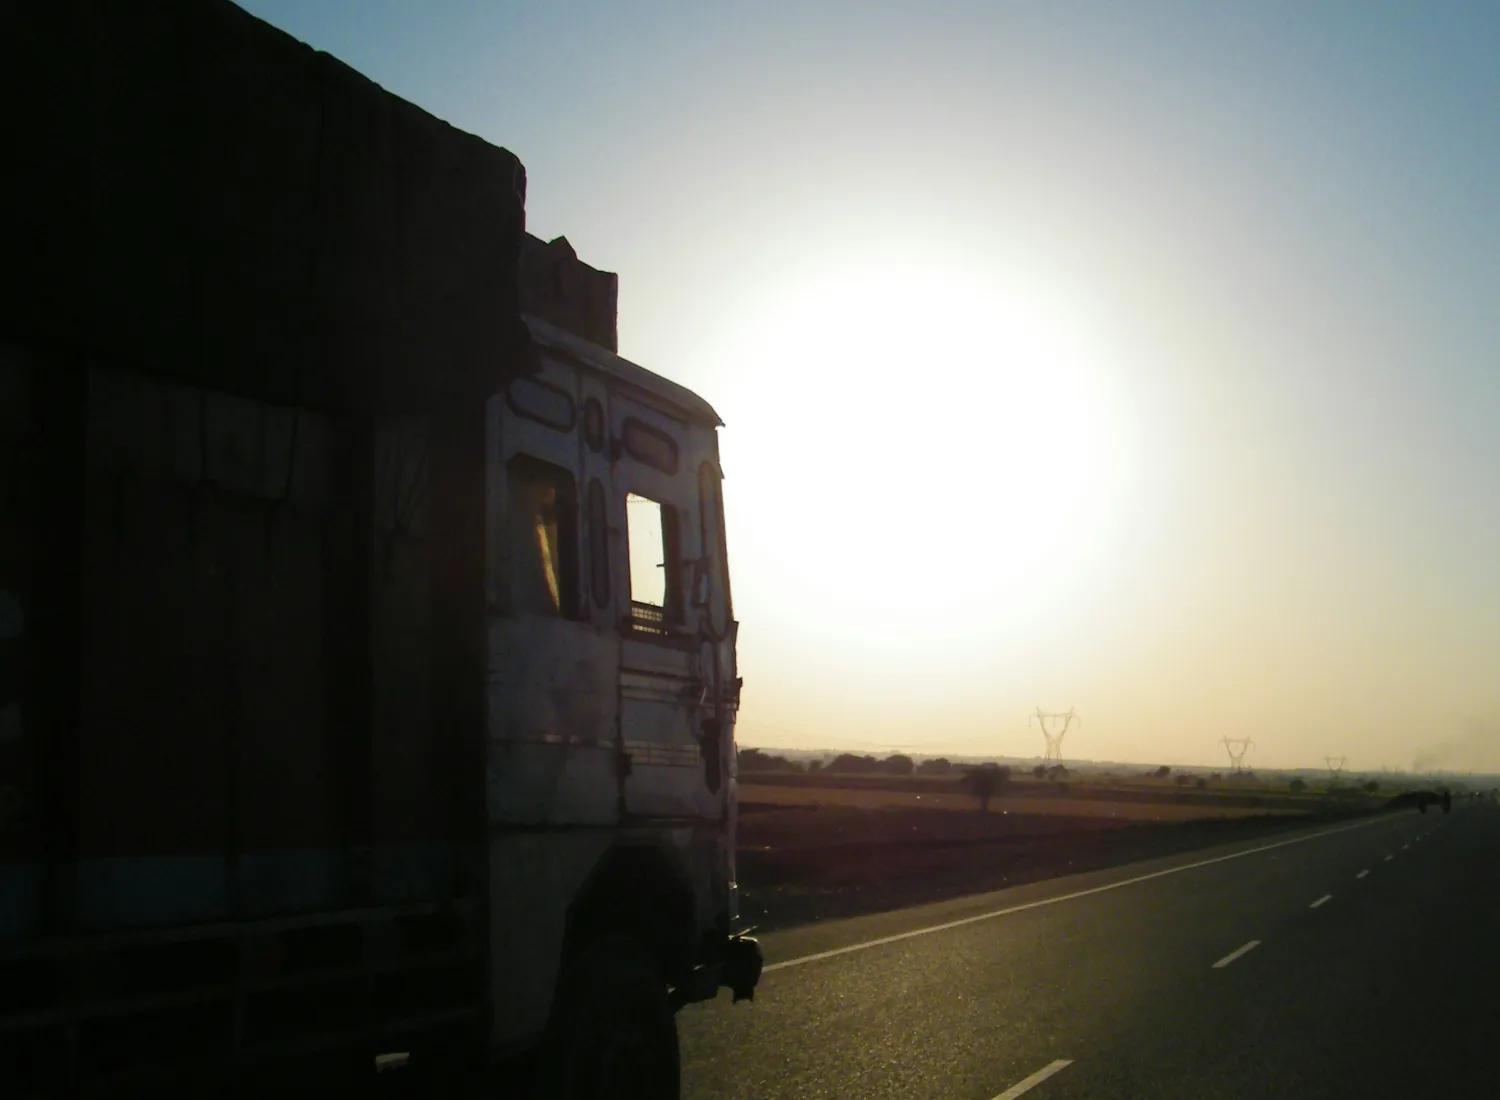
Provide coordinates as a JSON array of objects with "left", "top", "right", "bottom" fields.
[{"left": 718, "top": 262, "right": 1136, "bottom": 655}]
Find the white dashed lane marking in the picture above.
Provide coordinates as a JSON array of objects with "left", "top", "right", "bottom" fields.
[
  {"left": 991, "top": 1059, "right": 1073, "bottom": 1099},
  {"left": 1310, "top": 894, "right": 1332, "bottom": 909},
  {"left": 1212, "top": 940, "right": 1261, "bottom": 969}
]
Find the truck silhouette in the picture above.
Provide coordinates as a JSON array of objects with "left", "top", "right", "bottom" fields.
[{"left": 1, "top": 2, "right": 757, "bottom": 1094}]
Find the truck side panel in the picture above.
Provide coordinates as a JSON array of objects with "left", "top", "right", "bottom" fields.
[
  {"left": 486, "top": 372, "right": 622, "bottom": 830},
  {"left": 0, "top": 344, "right": 44, "bottom": 937},
  {"left": 2, "top": 0, "right": 525, "bottom": 1087},
  {"left": 1, "top": 354, "right": 465, "bottom": 938}
]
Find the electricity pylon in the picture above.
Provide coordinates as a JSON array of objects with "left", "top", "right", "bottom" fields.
[
  {"left": 1031, "top": 708, "right": 1079, "bottom": 767},
  {"left": 1325, "top": 756, "right": 1346, "bottom": 780},
  {"left": 1222, "top": 737, "right": 1253, "bottom": 772}
]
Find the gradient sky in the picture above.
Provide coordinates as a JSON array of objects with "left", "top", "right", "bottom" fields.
[{"left": 240, "top": 1, "right": 1500, "bottom": 773}]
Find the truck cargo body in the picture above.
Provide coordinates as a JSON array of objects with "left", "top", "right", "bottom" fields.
[
  {"left": 1, "top": 1, "right": 751, "bottom": 1093},
  {"left": 1, "top": 346, "right": 496, "bottom": 1088}
]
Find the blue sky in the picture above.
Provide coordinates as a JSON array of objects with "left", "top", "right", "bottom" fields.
[{"left": 240, "top": 1, "right": 1500, "bottom": 771}]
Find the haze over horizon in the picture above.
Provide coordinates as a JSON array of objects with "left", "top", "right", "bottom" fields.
[{"left": 241, "top": 1, "right": 1500, "bottom": 773}]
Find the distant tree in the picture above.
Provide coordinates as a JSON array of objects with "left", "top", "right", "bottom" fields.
[
  {"left": 1033, "top": 764, "right": 1047, "bottom": 778},
  {"left": 1363, "top": 780, "right": 1378, "bottom": 794},
  {"left": 1196, "top": 777, "right": 1208, "bottom": 790},
  {"left": 808, "top": 759, "right": 823, "bottom": 773},
  {"left": 737, "top": 747, "right": 772, "bottom": 772},
  {"left": 1289, "top": 777, "right": 1307, "bottom": 794},
  {"left": 1175, "top": 774, "right": 1192, "bottom": 786},
  {"left": 884, "top": 754, "right": 915, "bottom": 776},
  {"left": 1047, "top": 764, "right": 1069, "bottom": 781},
  {"left": 825, "top": 753, "right": 879, "bottom": 774},
  {"left": 737, "top": 747, "right": 800, "bottom": 773},
  {"left": 1209, "top": 773, "right": 1223, "bottom": 783},
  {"left": 917, "top": 757, "right": 955, "bottom": 776},
  {"left": 1154, "top": 765, "right": 1171, "bottom": 779},
  {"left": 962, "top": 764, "right": 1007, "bottom": 812}
]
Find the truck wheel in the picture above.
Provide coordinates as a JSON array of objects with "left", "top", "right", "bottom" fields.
[{"left": 537, "top": 935, "right": 679, "bottom": 1100}]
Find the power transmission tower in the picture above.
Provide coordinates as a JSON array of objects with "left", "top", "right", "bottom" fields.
[
  {"left": 1222, "top": 737, "right": 1253, "bottom": 773},
  {"left": 1030, "top": 708, "right": 1079, "bottom": 767},
  {"left": 1324, "top": 756, "right": 1346, "bottom": 780}
]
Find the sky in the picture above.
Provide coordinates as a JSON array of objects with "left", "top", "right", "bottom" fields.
[{"left": 239, "top": 0, "right": 1500, "bottom": 773}]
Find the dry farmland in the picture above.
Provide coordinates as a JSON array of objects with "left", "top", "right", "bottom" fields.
[
  {"left": 733, "top": 771, "right": 1377, "bottom": 930},
  {"left": 738, "top": 780, "right": 1311, "bottom": 822}
]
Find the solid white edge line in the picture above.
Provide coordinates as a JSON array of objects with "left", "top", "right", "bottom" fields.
[
  {"left": 1356, "top": 869, "right": 1369, "bottom": 878},
  {"left": 1402, "top": 844, "right": 1409, "bottom": 850},
  {"left": 762, "top": 815, "right": 1390, "bottom": 973},
  {"left": 992, "top": 1059, "right": 1074, "bottom": 1100},
  {"left": 1310, "top": 894, "right": 1332, "bottom": 909},
  {"left": 1212, "top": 939, "right": 1261, "bottom": 969},
  {"left": 1384, "top": 855, "right": 1394, "bottom": 861}
]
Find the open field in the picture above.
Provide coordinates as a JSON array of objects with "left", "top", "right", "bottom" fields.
[
  {"left": 739, "top": 781, "right": 1311, "bottom": 822},
  {"left": 734, "top": 773, "right": 1383, "bottom": 930},
  {"left": 739, "top": 768, "right": 1368, "bottom": 810}
]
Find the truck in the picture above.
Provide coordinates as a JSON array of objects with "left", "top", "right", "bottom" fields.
[{"left": 1, "top": 2, "right": 760, "bottom": 1095}]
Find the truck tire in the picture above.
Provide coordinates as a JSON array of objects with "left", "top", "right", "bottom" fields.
[{"left": 536, "top": 935, "right": 679, "bottom": 1100}]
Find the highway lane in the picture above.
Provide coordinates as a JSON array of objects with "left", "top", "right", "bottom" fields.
[{"left": 681, "top": 804, "right": 1498, "bottom": 1098}]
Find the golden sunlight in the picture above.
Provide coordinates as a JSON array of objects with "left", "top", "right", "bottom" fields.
[{"left": 718, "top": 260, "right": 1138, "bottom": 655}]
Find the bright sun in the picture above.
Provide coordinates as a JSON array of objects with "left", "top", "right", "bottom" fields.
[{"left": 716, "top": 260, "right": 1136, "bottom": 655}]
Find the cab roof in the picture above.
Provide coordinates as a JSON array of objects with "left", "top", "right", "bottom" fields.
[{"left": 523, "top": 314, "right": 724, "bottom": 429}]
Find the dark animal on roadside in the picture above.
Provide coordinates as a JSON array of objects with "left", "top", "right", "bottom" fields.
[{"left": 1384, "top": 790, "right": 1451, "bottom": 814}]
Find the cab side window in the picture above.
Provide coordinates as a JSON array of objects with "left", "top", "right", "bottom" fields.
[
  {"left": 625, "top": 492, "right": 681, "bottom": 632},
  {"left": 508, "top": 455, "right": 580, "bottom": 620}
]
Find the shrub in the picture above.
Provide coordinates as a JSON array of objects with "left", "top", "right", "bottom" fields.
[{"left": 1289, "top": 777, "right": 1307, "bottom": 794}]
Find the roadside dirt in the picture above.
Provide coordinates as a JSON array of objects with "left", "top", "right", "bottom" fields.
[{"left": 735, "top": 801, "right": 1360, "bottom": 931}]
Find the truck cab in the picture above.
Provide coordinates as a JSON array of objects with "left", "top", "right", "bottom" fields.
[{"left": 489, "top": 297, "right": 759, "bottom": 1089}]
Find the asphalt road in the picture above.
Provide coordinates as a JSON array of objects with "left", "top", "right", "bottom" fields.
[{"left": 681, "top": 801, "right": 1500, "bottom": 1098}]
